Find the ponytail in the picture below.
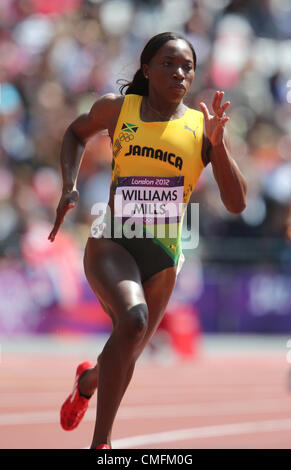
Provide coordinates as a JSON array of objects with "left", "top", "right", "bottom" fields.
[{"left": 118, "top": 68, "right": 149, "bottom": 96}]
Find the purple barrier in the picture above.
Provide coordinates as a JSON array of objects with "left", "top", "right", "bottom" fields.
[
  {"left": 1, "top": 258, "right": 291, "bottom": 334},
  {"left": 194, "top": 267, "right": 291, "bottom": 333},
  {"left": 0, "top": 261, "right": 56, "bottom": 334}
]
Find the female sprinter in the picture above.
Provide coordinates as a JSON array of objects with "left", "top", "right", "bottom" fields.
[{"left": 48, "top": 32, "right": 247, "bottom": 449}]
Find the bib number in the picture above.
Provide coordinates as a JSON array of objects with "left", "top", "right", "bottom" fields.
[{"left": 114, "top": 176, "right": 184, "bottom": 224}]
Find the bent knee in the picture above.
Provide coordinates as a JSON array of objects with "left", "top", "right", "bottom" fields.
[{"left": 119, "top": 303, "right": 148, "bottom": 342}]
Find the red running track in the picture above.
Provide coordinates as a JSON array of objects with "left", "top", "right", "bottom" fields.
[{"left": 0, "top": 334, "right": 291, "bottom": 449}]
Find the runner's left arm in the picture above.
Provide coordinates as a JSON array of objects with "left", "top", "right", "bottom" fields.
[{"left": 200, "top": 91, "right": 247, "bottom": 214}]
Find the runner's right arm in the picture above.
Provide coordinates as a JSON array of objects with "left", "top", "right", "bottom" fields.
[{"left": 48, "top": 93, "right": 123, "bottom": 242}]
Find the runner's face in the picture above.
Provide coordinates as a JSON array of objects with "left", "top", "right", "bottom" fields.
[{"left": 143, "top": 39, "right": 195, "bottom": 103}]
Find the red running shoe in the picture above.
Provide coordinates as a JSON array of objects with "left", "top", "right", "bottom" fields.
[
  {"left": 60, "top": 361, "right": 94, "bottom": 431},
  {"left": 97, "top": 444, "right": 110, "bottom": 449}
]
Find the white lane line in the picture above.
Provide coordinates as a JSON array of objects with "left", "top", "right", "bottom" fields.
[
  {"left": 112, "top": 418, "right": 291, "bottom": 448},
  {"left": 0, "top": 398, "right": 291, "bottom": 426},
  {"left": 0, "top": 392, "right": 68, "bottom": 406},
  {"left": 117, "top": 399, "right": 291, "bottom": 419},
  {"left": 0, "top": 386, "right": 282, "bottom": 406},
  {"left": 0, "top": 410, "right": 60, "bottom": 425}
]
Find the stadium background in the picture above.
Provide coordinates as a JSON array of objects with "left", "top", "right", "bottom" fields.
[
  {"left": 1, "top": 0, "right": 290, "bottom": 337},
  {"left": 1, "top": 0, "right": 291, "bottom": 451}
]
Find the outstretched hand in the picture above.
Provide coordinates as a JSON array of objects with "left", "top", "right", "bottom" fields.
[
  {"left": 48, "top": 188, "right": 79, "bottom": 242},
  {"left": 200, "top": 91, "right": 230, "bottom": 147}
]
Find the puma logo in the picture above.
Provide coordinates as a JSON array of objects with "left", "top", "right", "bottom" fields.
[{"left": 184, "top": 125, "right": 198, "bottom": 138}]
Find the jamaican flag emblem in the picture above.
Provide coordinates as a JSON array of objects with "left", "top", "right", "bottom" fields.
[{"left": 121, "top": 122, "right": 138, "bottom": 134}]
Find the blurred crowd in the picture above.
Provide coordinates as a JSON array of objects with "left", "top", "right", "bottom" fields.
[{"left": 1, "top": 0, "right": 291, "bottom": 263}]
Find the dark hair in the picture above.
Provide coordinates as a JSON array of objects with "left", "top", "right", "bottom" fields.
[{"left": 118, "top": 32, "right": 197, "bottom": 96}]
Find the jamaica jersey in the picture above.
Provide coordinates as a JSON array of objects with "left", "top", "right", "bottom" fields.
[{"left": 107, "top": 93, "right": 205, "bottom": 264}]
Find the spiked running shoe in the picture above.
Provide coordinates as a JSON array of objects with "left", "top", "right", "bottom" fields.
[
  {"left": 97, "top": 444, "right": 110, "bottom": 449},
  {"left": 60, "top": 361, "right": 94, "bottom": 431}
]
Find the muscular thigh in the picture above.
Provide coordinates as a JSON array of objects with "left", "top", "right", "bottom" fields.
[
  {"left": 135, "top": 265, "right": 177, "bottom": 354},
  {"left": 83, "top": 237, "right": 146, "bottom": 322},
  {"left": 143, "top": 266, "right": 177, "bottom": 316}
]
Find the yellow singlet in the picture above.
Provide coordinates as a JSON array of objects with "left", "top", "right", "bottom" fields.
[
  {"left": 100, "top": 93, "right": 207, "bottom": 280},
  {"left": 111, "top": 93, "right": 205, "bottom": 204}
]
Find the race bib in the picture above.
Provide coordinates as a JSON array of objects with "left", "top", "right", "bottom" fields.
[{"left": 114, "top": 176, "right": 184, "bottom": 224}]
